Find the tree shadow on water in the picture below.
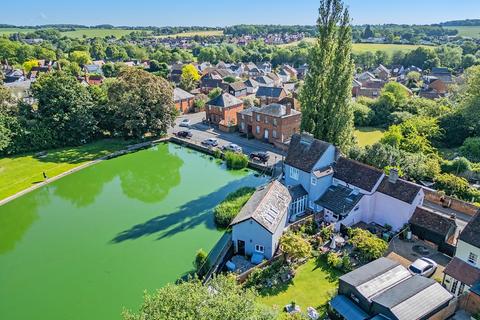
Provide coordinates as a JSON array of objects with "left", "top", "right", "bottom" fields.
[{"left": 110, "top": 178, "right": 260, "bottom": 243}]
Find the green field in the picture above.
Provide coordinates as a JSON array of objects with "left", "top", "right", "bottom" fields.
[
  {"left": 0, "top": 139, "right": 133, "bottom": 201},
  {"left": 280, "top": 38, "right": 427, "bottom": 53},
  {"left": 355, "top": 127, "right": 385, "bottom": 147},
  {"left": 0, "top": 28, "right": 37, "bottom": 35},
  {"left": 444, "top": 26, "right": 480, "bottom": 38},
  {"left": 258, "top": 259, "right": 340, "bottom": 314}
]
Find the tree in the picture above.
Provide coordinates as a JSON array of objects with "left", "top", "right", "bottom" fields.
[
  {"left": 0, "top": 86, "right": 18, "bottom": 152},
  {"left": 299, "top": 0, "right": 355, "bottom": 151},
  {"left": 149, "top": 60, "right": 169, "bottom": 78},
  {"left": 123, "top": 275, "right": 276, "bottom": 320},
  {"left": 194, "top": 249, "right": 209, "bottom": 276},
  {"left": 403, "top": 47, "right": 439, "bottom": 70},
  {"left": 208, "top": 87, "right": 223, "bottom": 100},
  {"left": 180, "top": 64, "right": 200, "bottom": 91},
  {"left": 31, "top": 71, "right": 97, "bottom": 147},
  {"left": 348, "top": 228, "right": 388, "bottom": 261},
  {"left": 108, "top": 68, "right": 176, "bottom": 138},
  {"left": 280, "top": 232, "right": 312, "bottom": 262},
  {"left": 460, "top": 137, "right": 480, "bottom": 162},
  {"left": 69, "top": 50, "right": 92, "bottom": 66},
  {"left": 22, "top": 59, "right": 39, "bottom": 73},
  {"left": 362, "top": 25, "right": 374, "bottom": 39}
]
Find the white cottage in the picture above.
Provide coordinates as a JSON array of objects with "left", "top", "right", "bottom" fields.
[{"left": 230, "top": 181, "right": 291, "bottom": 260}]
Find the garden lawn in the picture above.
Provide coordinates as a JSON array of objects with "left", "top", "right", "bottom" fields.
[
  {"left": 0, "top": 139, "right": 132, "bottom": 200},
  {"left": 444, "top": 26, "right": 480, "bottom": 38},
  {"left": 355, "top": 127, "right": 385, "bottom": 147},
  {"left": 258, "top": 259, "right": 341, "bottom": 312}
]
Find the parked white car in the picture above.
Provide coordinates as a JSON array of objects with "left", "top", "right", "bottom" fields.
[
  {"left": 179, "top": 119, "right": 191, "bottom": 127},
  {"left": 408, "top": 257, "right": 437, "bottom": 277},
  {"left": 201, "top": 138, "right": 218, "bottom": 147},
  {"left": 222, "top": 143, "right": 243, "bottom": 153}
]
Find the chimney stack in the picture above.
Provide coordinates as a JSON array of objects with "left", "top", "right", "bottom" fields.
[
  {"left": 388, "top": 168, "right": 399, "bottom": 184},
  {"left": 286, "top": 102, "right": 292, "bottom": 115}
]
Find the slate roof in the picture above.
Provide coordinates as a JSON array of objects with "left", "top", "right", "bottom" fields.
[
  {"left": 340, "top": 257, "right": 406, "bottom": 289},
  {"left": 256, "top": 86, "right": 285, "bottom": 98},
  {"left": 284, "top": 133, "right": 332, "bottom": 173},
  {"left": 377, "top": 177, "right": 422, "bottom": 204},
  {"left": 372, "top": 275, "right": 453, "bottom": 320},
  {"left": 207, "top": 93, "right": 243, "bottom": 108},
  {"left": 316, "top": 185, "right": 363, "bottom": 215},
  {"left": 254, "top": 103, "right": 300, "bottom": 117},
  {"left": 230, "top": 180, "right": 292, "bottom": 234},
  {"left": 238, "top": 107, "right": 259, "bottom": 117},
  {"left": 173, "top": 87, "right": 194, "bottom": 101},
  {"left": 409, "top": 206, "right": 456, "bottom": 237},
  {"left": 254, "top": 76, "right": 274, "bottom": 85},
  {"left": 444, "top": 257, "right": 480, "bottom": 286},
  {"left": 288, "top": 184, "right": 308, "bottom": 200},
  {"left": 333, "top": 157, "right": 384, "bottom": 192},
  {"left": 229, "top": 81, "right": 246, "bottom": 91},
  {"left": 459, "top": 211, "right": 480, "bottom": 248}
]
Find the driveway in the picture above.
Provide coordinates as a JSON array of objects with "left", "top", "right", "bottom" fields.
[{"left": 169, "top": 112, "right": 286, "bottom": 170}]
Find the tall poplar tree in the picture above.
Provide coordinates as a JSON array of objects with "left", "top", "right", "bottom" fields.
[{"left": 300, "top": 0, "right": 355, "bottom": 151}]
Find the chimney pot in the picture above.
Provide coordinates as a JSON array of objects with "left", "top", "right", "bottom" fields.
[{"left": 389, "top": 168, "right": 399, "bottom": 184}]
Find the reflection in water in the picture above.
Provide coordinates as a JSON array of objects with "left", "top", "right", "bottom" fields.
[
  {"left": 119, "top": 146, "right": 183, "bottom": 203},
  {"left": 0, "top": 188, "right": 50, "bottom": 254}
]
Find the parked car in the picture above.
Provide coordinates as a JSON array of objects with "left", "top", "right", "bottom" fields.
[
  {"left": 408, "top": 258, "right": 437, "bottom": 277},
  {"left": 222, "top": 143, "right": 243, "bottom": 153},
  {"left": 201, "top": 138, "right": 218, "bottom": 147},
  {"left": 175, "top": 130, "right": 192, "bottom": 138},
  {"left": 179, "top": 119, "right": 191, "bottom": 127},
  {"left": 249, "top": 151, "right": 270, "bottom": 163}
]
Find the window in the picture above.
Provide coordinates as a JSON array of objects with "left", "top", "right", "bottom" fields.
[
  {"left": 451, "top": 280, "right": 458, "bottom": 294},
  {"left": 265, "top": 117, "right": 268, "bottom": 124},
  {"left": 468, "top": 252, "right": 478, "bottom": 265},
  {"left": 256, "top": 114, "right": 260, "bottom": 122},
  {"left": 311, "top": 177, "right": 317, "bottom": 186},
  {"left": 273, "top": 118, "right": 278, "bottom": 126},
  {"left": 240, "top": 122, "right": 245, "bottom": 130},
  {"left": 241, "top": 114, "right": 245, "bottom": 120},
  {"left": 255, "top": 245, "right": 264, "bottom": 253},
  {"left": 208, "top": 105, "right": 211, "bottom": 110},
  {"left": 309, "top": 201, "right": 314, "bottom": 209},
  {"left": 290, "top": 167, "right": 299, "bottom": 180},
  {"left": 256, "top": 125, "right": 260, "bottom": 134},
  {"left": 272, "top": 130, "right": 277, "bottom": 138}
]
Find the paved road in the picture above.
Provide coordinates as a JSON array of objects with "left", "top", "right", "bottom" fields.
[{"left": 169, "top": 112, "right": 286, "bottom": 170}]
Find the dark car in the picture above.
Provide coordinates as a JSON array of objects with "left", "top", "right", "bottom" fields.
[
  {"left": 176, "top": 130, "right": 192, "bottom": 138},
  {"left": 249, "top": 151, "right": 270, "bottom": 163}
]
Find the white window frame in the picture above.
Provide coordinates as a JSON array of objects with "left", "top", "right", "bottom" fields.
[
  {"left": 256, "top": 114, "right": 260, "bottom": 122},
  {"left": 311, "top": 177, "right": 317, "bottom": 186},
  {"left": 256, "top": 125, "right": 260, "bottom": 134},
  {"left": 289, "top": 167, "right": 299, "bottom": 180},
  {"left": 273, "top": 118, "right": 278, "bottom": 126},
  {"left": 272, "top": 130, "right": 277, "bottom": 138},
  {"left": 468, "top": 252, "right": 478, "bottom": 265},
  {"left": 255, "top": 245, "right": 265, "bottom": 253}
]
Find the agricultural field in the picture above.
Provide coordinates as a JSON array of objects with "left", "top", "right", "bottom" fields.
[
  {"left": 0, "top": 28, "right": 37, "bottom": 35},
  {"left": 444, "top": 26, "right": 480, "bottom": 38},
  {"left": 280, "top": 38, "right": 428, "bottom": 54}
]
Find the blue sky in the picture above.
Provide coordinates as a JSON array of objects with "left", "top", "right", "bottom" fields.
[{"left": 1, "top": 0, "right": 479, "bottom": 27}]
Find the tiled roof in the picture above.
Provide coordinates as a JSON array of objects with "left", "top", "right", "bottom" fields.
[
  {"left": 207, "top": 93, "right": 243, "bottom": 108},
  {"left": 377, "top": 177, "right": 422, "bottom": 204},
  {"left": 230, "top": 180, "right": 291, "bottom": 234},
  {"left": 254, "top": 103, "right": 300, "bottom": 118},
  {"left": 316, "top": 185, "right": 363, "bottom": 215},
  {"left": 284, "top": 134, "right": 332, "bottom": 173},
  {"left": 173, "top": 87, "right": 194, "bottom": 101},
  {"left": 409, "top": 207, "right": 456, "bottom": 238},
  {"left": 229, "top": 81, "right": 246, "bottom": 91},
  {"left": 444, "top": 257, "right": 480, "bottom": 286},
  {"left": 459, "top": 211, "right": 480, "bottom": 248},
  {"left": 333, "top": 157, "right": 384, "bottom": 192}
]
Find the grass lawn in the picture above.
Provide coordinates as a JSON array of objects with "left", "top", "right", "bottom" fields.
[
  {"left": 355, "top": 127, "right": 385, "bottom": 147},
  {"left": 0, "top": 139, "right": 133, "bottom": 201},
  {"left": 258, "top": 259, "right": 341, "bottom": 314},
  {"left": 444, "top": 26, "right": 480, "bottom": 38}
]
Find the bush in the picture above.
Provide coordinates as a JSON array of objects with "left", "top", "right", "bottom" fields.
[
  {"left": 352, "top": 102, "right": 374, "bottom": 127},
  {"left": 280, "top": 232, "right": 312, "bottom": 262},
  {"left": 326, "top": 252, "right": 343, "bottom": 269},
  {"left": 225, "top": 151, "right": 248, "bottom": 170},
  {"left": 441, "top": 157, "right": 472, "bottom": 174},
  {"left": 460, "top": 137, "right": 480, "bottom": 163},
  {"left": 348, "top": 228, "right": 388, "bottom": 262},
  {"left": 194, "top": 249, "right": 209, "bottom": 276},
  {"left": 435, "top": 173, "right": 480, "bottom": 202},
  {"left": 214, "top": 187, "right": 255, "bottom": 228}
]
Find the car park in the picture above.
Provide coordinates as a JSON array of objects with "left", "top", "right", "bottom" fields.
[{"left": 408, "top": 258, "right": 437, "bottom": 277}]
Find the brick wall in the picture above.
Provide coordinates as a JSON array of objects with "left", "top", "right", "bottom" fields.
[
  {"left": 250, "top": 111, "right": 301, "bottom": 144},
  {"left": 424, "top": 188, "right": 479, "bottom": 217},
  {"left": 459, "top": 292, "right": 480, "bottom": 315},
  {"left": 206, "top": 103, "right": 244, "bottom": 126}
]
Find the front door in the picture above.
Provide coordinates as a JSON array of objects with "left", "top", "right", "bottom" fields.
[
  {"left": 237, "top": 240, "right": 246, "bottom": 256},
  {"left": 264, "top": 129, "right": 269, "bottom": 140}
]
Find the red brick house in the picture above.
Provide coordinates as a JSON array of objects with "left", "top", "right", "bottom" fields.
[
  {"left": 206, "top": 93, "right": 244, "bottom": 132},
  {"left": 237, "top": 103, "right": 301, "bottom": 148},
  {"left": 174, "top": 87, "right": 195, "bottom": 113}
]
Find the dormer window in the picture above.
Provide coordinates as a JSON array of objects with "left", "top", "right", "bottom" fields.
[{"left": 468, "top": 252, "right": 478, "bottom": 265}]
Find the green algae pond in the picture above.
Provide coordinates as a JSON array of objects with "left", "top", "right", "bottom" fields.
[{"left": 0, "top": 142, "right": 268, "bottom": 320}]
